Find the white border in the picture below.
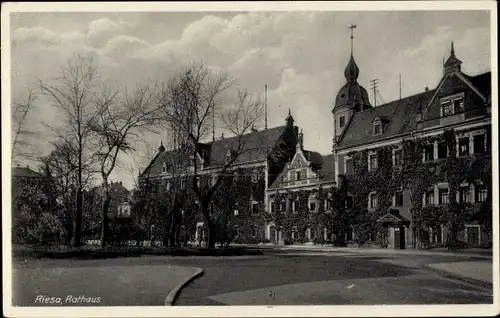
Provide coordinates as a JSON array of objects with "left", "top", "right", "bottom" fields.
[{"left": 2, "top": 1, "right": 498, "bottom": 317}]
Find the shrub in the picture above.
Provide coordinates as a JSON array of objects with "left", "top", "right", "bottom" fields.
[{"left": 284, "top": 238, "right": 293, "bottom": 245}]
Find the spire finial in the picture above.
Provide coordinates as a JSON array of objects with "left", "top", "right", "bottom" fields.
[
  {"left": 158, "top": 140, "right": 165, "bottom": 152},
  {"left": 288, "top": 108, "right": 291, "bottom": 116},
  {"left": 451, "top": 41, "right": 455, "bottom": 55},
  {"left": 348, "top": 24, "right": 357, "bottom": 55}
]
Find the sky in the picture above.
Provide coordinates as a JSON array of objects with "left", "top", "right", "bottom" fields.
[{"left": 9, "top": 9, "right": 492, "bottom": 190}]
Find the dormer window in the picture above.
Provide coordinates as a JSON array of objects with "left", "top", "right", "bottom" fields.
[
  {"left": 373, "top": 122, "right": 381, "bottom": 135},
  {"left": 162, "top": 162, "right": 167, "bottom": 173},
  {"left": 440, "top": 93, "right": 464, "bottom": 117},
  {"left": 339, "top": 116, "right": 346, "bottom": 128}
]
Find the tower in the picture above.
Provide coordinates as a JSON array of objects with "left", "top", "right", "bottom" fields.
[
  {"left": 332, "top": 25, "right": 372, "bottom": 144},
  {"left": 443, "top": 41, "right": 462, "bottom": 75}
]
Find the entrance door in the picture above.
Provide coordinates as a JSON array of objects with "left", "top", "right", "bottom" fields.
[
  {"left": 270, "top": 226, "right": 276, "bottom": 244},
  {"left": 394, "top": 227, "right": 406, "bottom": 249},
  {"left": 467, "top": 226, "right": 479, "bottom": 247},
  {"left": 399, "top": 227, "right": 406, "bottom": 249}
]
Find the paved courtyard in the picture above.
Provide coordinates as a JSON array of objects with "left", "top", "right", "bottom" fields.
[{"left": 11, "top": 249, "right": 493, "bottom": 306}]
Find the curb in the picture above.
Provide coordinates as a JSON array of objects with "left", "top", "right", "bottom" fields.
[
  {"left": 164, "top": 267, "right": 204, "bottom": 306},
  {"left": 423, "top": 264, "right": 493, "bottom": 290}
]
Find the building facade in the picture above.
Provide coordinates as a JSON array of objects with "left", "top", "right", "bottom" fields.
[
  {"left": 140, "top": 38, "right": 491, "bottom": 249},
  {"left": 331, "top": 42, "right": 491, "bottom": 249},
  {"left": 140, "top": 114, "right": 298, "bottom": 244}
]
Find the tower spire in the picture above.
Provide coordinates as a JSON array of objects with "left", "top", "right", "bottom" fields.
[{"left": 348, "top": 24, "right": 357, "bottom": 56}]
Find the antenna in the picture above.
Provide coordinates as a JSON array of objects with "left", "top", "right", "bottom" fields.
[
  {"left": 265, "top": 84, "right": 268, "bottom": 130},
  {"left": 399, "top": 74, "right": 402, "bottom": 100},
  {"left": 370, "top": 78, "right": 379, "bottom": 107}
]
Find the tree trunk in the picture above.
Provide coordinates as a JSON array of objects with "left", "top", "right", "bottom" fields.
[{"left": 100, "top": 182, "right": 111, "bottom": 248}]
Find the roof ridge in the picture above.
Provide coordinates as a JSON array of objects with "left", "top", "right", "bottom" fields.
[{"left": 359, "top": 89, "right": 436, "bottom": 113}]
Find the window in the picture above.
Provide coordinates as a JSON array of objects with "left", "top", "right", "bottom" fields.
[
  {"left": 437, "top": 142, "right": 447, "bottom": 159},
  {"left": 280, "top": 200, "right": 287, "bottom": 213},
  {"left": 369, "top": 193, "right": 377, "bottom": 208},
  {"left": 430, "top": 226, "right": 442, "bottom": 244},
  {"left": 441, "top": 100, "right": 453, "bottom": 116},
  {"left": 166, "top": 180, "right": 171, "bottom": 191},
  {"left": 251, "top": 225, "right": 257, "bottom": 237},
  {"left": 339, "top": 116, "right": 346, "bottom": 128},
  {"left": 291, "top": 227, "right": 297, "bottom": 240},
  {"left": 270, "top": 201, "right": 275, "bottom": 213},
  {"left": 459, "top": 186, "right": 471, "bottom": 203},
  {"left": 234, "top": 225, "right": 240, "bottom": 237},
  {"left": 458, "top": 138, "right": 469, "bottom": 156},
  {"left": 373, "top": 122, "right": 381, "bottom": 135},
  {"left": 424, "top": 144, "right": 434, "bottom": 161},
  {"left": 234, "top": 203, "right": 239, "bottom": 216},
  {"left": 425, "top": 190, "right": 435, "bottom": 206},
  {"left": 281, "top": 175, "right": 287, "bottom": 183},
  {"left": 475, "top": 185, "right": 487, "bottom": 202},
  {"left": 394, "top": 191, "right": 403, "bottom": 207},
  {"left": 209, "top": 201, "right": 215, "bottom": 213},
  {"left": 292, "top": 198, "right": 298, "bottom": 213},
  {"left": 309, "top": 197, "right": 317, "bottom": 212},
  {"left": 295, "top": 170, "right": 302, "bottom": 181},
  {"left": 453, "top": 98, "right": 464, "bottom": 114},
  {"left": 180, "top": 178, "right": 185, "bottom": 190},
  {"left": 369, "top": 154, "right": 378, "bottom": 170},
  {"left": 346, "top": 196, "right": 354, "bottom": 209},
  {"left": 438, "top": 188, "right": 449, "bottom": 204},
  {"left": 394, "top": 149, "right": 403, "bottom": 166},
  {"left": 252, "top": 170, "right": 259, "bottom": 183},
  {"left": 441, "top": 94, "right": 464, "bottom": 117},
  {"left": 251, "top": 201, "right": 259, "bottom": 215},
  {"left": 473, "top": 135, "right": 485, "bottom": 154},
  {"left": 325, "top": 199, "right": 331, "bottom": 211},
  {"left": 345, "top": 158, "right": 353, "bottom": 174},
  {"left": 162, "top": 162, "right": 167, "bottom": 173}
]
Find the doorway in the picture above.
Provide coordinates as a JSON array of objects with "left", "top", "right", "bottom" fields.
[
  {"left": 394, "top": 227, "right": 406, "bottom": 249},
  {"left": 270, "top": 225, "right": 276, "bottom": 244}
]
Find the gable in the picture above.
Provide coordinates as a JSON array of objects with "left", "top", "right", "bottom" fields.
[{"left": 289, "top": 149, "right": 308, "bottom": 169}]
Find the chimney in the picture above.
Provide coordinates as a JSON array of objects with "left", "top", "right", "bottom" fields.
[
  {"left": 251, "top": 126, "right": 258, "bottom": 132},
  {"left": 425, "top": 86, "right": 429, "bottom": 92},
  {"left": 26, "top": 165, "right": 30, "bottom": 170},
  {"left": 221, "top": 133, "right": 225, "bottom": 139}
]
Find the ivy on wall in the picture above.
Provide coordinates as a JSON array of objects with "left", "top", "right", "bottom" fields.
[{"left": 342, "top": 128, "right": 492, "bottom": 248}]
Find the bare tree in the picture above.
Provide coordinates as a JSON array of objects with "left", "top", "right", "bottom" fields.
[
  {"left": 91, "top": 83, "right": 162, "bottom": 248},
  {"left": 11, "top": 88, "right": 38, "bottom": 162},
  {"left": 39, "top": 55, "right": 116, "bottom": 247},
  {"left": 159, "top": 63, "right": 266, "bottom": 248}
]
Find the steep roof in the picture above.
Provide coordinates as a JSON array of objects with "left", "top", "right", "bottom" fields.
[
  {"left": 142, "top": 125, "right": 288, "bottom": 177},
  {"left": 12, "top": 166, "right": 43, "bottom": 178},
  {"left": 207, "top": 125, "right": 286, "bottom": 166},
  {"left": 302, "top": 150, "right": 323, "bottom": 170},
  {"left": 466, "top": 71, "right": 491, "bottom": 97},
  {"left": 336, "top": 89, "right": 436, "bottom": 149}
]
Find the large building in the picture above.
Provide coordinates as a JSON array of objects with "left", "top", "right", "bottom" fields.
[
  {"left": 140, "top": 115, "right": 298, "bottom": 244},
  {"left": 142, "top": 35, "right": 491, "bottom": 249}
]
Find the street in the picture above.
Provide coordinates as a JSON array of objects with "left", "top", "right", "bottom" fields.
[{"left": 11, "top": 249, "right": 492, "bottom": 306}]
